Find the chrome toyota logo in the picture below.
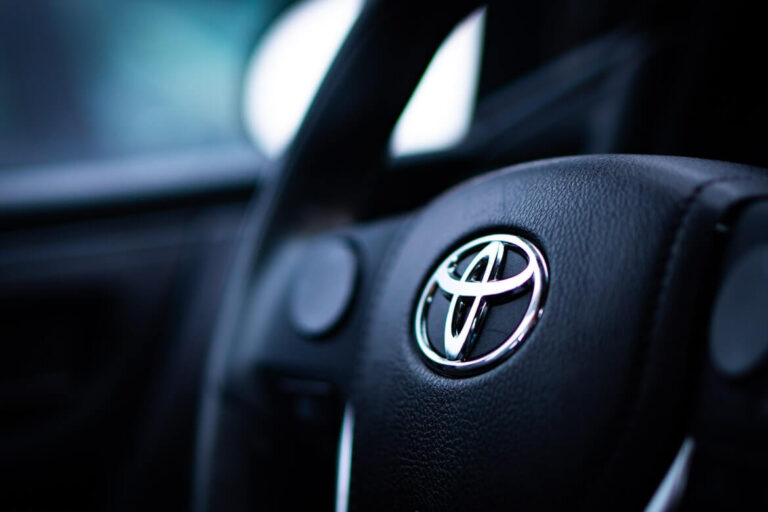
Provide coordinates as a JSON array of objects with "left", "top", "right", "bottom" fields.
[{"left": 414, "top": 234, "right": 548, "bottom": 375}]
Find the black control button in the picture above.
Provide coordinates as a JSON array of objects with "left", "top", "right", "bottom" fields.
[
  {"left": 710, "top": 244, "right": 768, "bottom": 378},
  {"left": 290, "top": 237, "right": 358, "bottom": 338}
]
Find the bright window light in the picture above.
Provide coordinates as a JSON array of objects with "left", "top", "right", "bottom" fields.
[
  {"left": 243, "top": 0, "right": 364, "bottom": 158},
  {"left": 390, "top": 8, "right": 486, "bottom": 157},
  {"left": 243, "top": 1, "right": 485, "bottom": 159}
]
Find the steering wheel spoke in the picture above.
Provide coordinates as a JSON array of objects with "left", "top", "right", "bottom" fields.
[{"left": 227, "top": 217, "right": 406, "bottom": 399}]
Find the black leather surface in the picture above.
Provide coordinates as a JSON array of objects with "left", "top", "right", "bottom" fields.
[{"left": 349, "top": 155, "right": 768, "bottom": 510}]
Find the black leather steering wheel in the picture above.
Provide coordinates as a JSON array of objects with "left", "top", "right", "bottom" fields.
[{"left": 193, "top": 1, "right": 768, "bottom": 510}]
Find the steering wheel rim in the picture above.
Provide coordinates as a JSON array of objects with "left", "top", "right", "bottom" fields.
[
  {"left": 194, "top": 1, "right": 483, "bottom": 509},
  {"left": 193, "top": 1, "right": 768, "bottom": 510}
]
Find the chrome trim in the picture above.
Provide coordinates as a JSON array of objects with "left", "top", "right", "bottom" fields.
[
  {"left": 335, "top": 404, "right": 355, "bottom": 512},
  {"left": 645, "top": 438, "right": 695, "bottom": 512},
  {"left": 414, "top": 233, "right": 548, "bottom": 375}
]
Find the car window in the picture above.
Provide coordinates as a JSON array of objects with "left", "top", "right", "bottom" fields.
[
  {"left": 242, "top": 0, "right": 486, "bottom": 159},
  {"left": 0, "top": 0, "right": 291, "bottom": 169},
  {"left": 0, "top": 0, "right": 488, "bottom": 170}
]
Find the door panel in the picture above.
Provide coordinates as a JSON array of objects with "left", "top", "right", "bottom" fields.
[{"left": 0, "top": 201, "right": 247, "bottom": 510}]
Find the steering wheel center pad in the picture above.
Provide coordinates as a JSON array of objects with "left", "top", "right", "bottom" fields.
[{"left": 350, "top": 154, "right": 768, "bottom": 510}]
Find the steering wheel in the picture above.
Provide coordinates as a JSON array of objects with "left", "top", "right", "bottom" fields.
[{"left": 193, "top": 1, "right": 768, "bottom": 510}]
